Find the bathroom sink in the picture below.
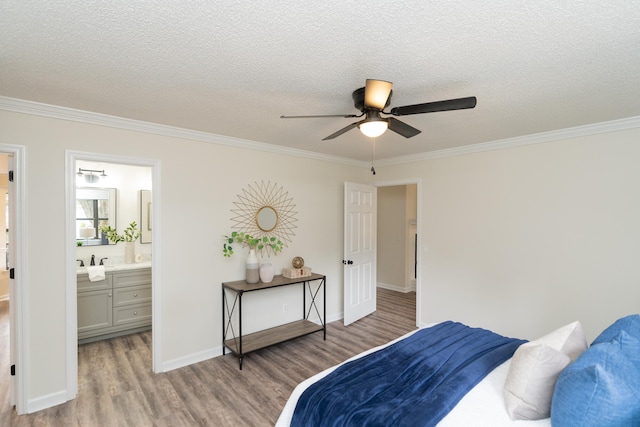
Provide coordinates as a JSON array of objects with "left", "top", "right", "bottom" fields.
[{"left": 76, "top": 260, "right": 151, "bottom": 275}]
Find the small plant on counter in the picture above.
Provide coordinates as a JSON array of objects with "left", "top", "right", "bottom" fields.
[
  {"left": 99, "top": 221, "right": 141, "bottom": 244},
  {"left": 222, "top": 231, "right": 283, "bottom": 257}
]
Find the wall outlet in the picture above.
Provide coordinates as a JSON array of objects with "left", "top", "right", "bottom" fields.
[{"left": 282, "top": 304, "right": 287, "bottom": 313}]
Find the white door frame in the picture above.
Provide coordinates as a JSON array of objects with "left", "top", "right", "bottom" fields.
[
  {"left": 65, "top": 150, "right": 163, "bottom": 400},
  {"left": 1, "top": 144, "right": 26, "bottom": 414},
  {"left": 375, "top": 179, "right": 422, "bottom": 327}
]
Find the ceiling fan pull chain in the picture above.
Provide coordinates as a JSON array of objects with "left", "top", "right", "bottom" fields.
[{"left": 371, "top": 137, "right": 376, "bottom": 175}]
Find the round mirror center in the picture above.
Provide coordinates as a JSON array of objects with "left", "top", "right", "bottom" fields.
[{"left": 257, "top": 206, "right": 278, "bottom": 232}]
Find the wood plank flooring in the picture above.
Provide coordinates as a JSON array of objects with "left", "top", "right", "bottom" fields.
[{"left": 0, "top": 289, "right": 416, "bottom": 426}]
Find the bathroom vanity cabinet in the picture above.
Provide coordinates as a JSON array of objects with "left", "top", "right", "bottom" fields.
[{"left": 77, "top": 267, "right": 151, "bottom": 344}]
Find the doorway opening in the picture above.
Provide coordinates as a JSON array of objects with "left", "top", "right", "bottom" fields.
[
  {"left": 0, "top": 146, "right": 25, "bottom": 414},
  {"left": 376, "top": 181, "right": 420, "bottom": 327},
  {"left": 66, "top": 150, "right": 161, "bottom": 401}
]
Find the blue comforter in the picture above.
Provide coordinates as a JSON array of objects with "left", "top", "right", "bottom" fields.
[{"left": 291, "top": 321, "right": 526, "bottom": 427}]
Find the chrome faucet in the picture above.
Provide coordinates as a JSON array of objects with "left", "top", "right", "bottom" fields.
[{"left": 90, "top": 255, "right": 95, "bottom": 266}]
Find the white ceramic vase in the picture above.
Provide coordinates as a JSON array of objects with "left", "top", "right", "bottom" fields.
[
  {"left": 259, "top": 262, "right": 275, "bottom": 283},
  {"left": 245, "top": 248, "right": 259, "bottom": 284},
  {"left": 124, "top": 241, "right": 136, "bottom": 264}
]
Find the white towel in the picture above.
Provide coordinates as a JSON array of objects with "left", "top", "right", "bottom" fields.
[{"left": 87, "top": 265, "right": 106, "bottom": 282}]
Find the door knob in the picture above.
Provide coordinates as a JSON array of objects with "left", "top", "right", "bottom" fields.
[{"left": 342, "top": 260, "right": 354, "bottom": 265}]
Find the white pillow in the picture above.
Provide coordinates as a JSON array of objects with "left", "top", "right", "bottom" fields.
[
  {"left": 503, "top": 321, "right": 587, "bottom": 420},
  {"left": 534, "top": 320, "right": 587, "bottom": 361}
]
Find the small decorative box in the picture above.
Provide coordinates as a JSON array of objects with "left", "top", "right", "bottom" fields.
[{"left": 282, "top": 266, "right": 312, "bottom": 278}]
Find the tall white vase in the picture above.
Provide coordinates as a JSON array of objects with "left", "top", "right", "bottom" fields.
[
  {"left": 124, "top": 241, "right": 136, "bottom": 264},
  {"left": 245, "top": 248, "right": 259, "bottom": 284}
]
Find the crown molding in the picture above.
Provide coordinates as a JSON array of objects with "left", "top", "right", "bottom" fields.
[
  {"left": 0, "top": 96, "right": 366, "bottom": 168},
  {"left": 2, "top": 96, "right": 638, "bottom": 168},
  {"left": 378, "top": 115, "right": 640, "bottom": 166}
]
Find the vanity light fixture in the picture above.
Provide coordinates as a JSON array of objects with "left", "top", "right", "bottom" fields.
[{"left": 77, "top": 168, "right": 107, "bottom": 184}]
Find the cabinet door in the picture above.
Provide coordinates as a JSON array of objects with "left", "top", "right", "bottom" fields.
[{"left": 78, "top": 289, "right": 113, "bottom": 335}]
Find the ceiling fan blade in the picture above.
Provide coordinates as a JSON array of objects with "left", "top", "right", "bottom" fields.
[
  {"left": 389, "top": 96, "right": 477, "bottom": 116},
  {"left": 322, "top": 122, "right": 359, "bottom": 140},
  {"left": 364, "top": 79, "right": 393, "bottom": 110},
  {"left": 388, "top": 117, "right": 422, "bottom": 138},
  {"left": 281, "top": 113, "right": 360, "bottom": 119}
]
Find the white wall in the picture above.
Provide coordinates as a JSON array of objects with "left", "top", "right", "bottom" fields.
[
  {"left": 377, "top": 129, "right": 640, "bottom": 342},
  {"left": 377, "top": 185, "right": 407, "bottom": 291},
  {"left": 0, "top": 174, "right": 7, "bottom": 300},
  {"left": 0, "top": 109, "right": 366, "bottom": 409},
  {"left": 377, "top": 184, "right": 417, "bottom": 293},
  {"left": 405, "top": 184, "right": 417, "bottom": 290}
]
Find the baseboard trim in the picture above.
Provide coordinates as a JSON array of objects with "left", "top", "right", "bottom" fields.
[
  {"left": 162, "top": 311, "right": 344, "bottom": 372},
  {"left": 162, "top": 347, "right": 220, "bottom": 372},
  {"left": 27, "top": 390, "right": 68, "bottom": 414},
  {"left": 377, "top": 282, "right": 413, "bottom": 293}
]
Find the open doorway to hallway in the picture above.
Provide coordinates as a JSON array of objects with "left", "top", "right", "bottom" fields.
[{"left": 377, "top": 183, "right": 418, "bottom": 324}]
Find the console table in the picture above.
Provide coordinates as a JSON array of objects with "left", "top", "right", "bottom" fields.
[{"left": 222, "top": 273, "right": 326, "bottom": 369}]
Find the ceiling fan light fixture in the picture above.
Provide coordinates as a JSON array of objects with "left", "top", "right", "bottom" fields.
[{"left": 359, "top": 119, "right": 388, "bottom": 138}]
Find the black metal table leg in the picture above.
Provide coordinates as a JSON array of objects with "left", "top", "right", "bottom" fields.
[
  {"left": 238, "top": 290, "right": 243, "bottom": 370},
  {"left": 222, "top": 287, "right": 226, "bottom": 355}
]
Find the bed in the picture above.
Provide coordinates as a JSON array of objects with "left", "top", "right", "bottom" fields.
[{"left": 277, "top": 315, "right": 640, "bottom": 427}]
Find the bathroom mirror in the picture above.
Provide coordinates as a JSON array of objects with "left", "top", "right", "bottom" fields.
[
  {"left": 257, "top": 206, "right": 278, "bottom": 232},
  {"left": 140, "top": 189, "right": 152, "bottom": 244},
  {"left": 76, "top": 187, "right": 117, "bottom": 246},
  {"left": 230, "top": 181, "right": 298, "bottom": 255}
]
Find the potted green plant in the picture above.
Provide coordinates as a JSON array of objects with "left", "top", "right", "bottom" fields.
[
  {"left": 222, "top": 231, "right": 283, "bottom": 257},
  {"left": 99, "top": 221, "right": 141, "bottom": 264},
  {"left": 222, "top": 231, "right": 283, "bottom": 284},
  {"left": 99, "top": 221, "right": 141, "bottom": 243}
]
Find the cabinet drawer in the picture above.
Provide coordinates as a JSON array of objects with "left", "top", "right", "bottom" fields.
[
  {"left": 113, "top": 285, "right": 151, "bottom": 307},
  {"left": 112, "top": 268, "right": 151, "bottom": 288},
  {"left": 77, "top": 274, "right": 113, "bottom": 292},
  {"left": 114, "top": 303, "right": 151, "bottom": 326}
]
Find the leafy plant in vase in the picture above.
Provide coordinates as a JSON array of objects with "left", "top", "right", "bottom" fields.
[
  {"left": 222, "top": 231, "right": 283, "bottom": 283},
  {"left": 99, "top": 221, "right": 141, "bottom": 264}
]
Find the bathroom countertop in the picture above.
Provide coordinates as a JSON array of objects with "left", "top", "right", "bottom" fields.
[{"left": 77, "top": 261, "right": 152, "bottom": 275}]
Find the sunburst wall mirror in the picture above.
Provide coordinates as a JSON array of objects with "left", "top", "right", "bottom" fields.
[{"left": 230, "top": 181, "right": 298, "bottom": 255}]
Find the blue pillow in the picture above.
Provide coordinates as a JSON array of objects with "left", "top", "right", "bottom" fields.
[
  {"left": 592, "top": 314, "right": 640, "bottom": 346},
  {"left": 551, "top": 331, "right": 640, "bottom": 427}
]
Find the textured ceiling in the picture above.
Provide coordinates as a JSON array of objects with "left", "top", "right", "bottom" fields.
[{"left": 1, "top": 1, "right": 639, "bottom": 161}]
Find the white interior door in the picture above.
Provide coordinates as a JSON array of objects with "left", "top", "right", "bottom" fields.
[{"left": 343, "top": 182, "right": 377, "bottom": 325}]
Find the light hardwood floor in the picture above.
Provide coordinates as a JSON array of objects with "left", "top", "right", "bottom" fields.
[{"left": 0, "top": 288, "right": 416, "bottom": 426}]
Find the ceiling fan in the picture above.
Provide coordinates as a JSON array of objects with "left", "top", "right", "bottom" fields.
[{"left": 281, "top": 79, "right": 477, "bottom": 140}]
